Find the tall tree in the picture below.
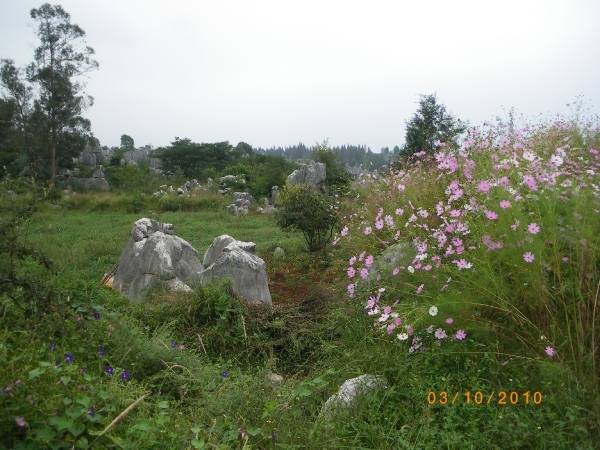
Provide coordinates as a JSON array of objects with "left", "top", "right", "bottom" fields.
[
  {"left": 401, "top": 93, "right": 468, "bottom": 158},
  {"left": 120, "top": 134, "right": 135, "bottom": 150},
  {"left": 0, "top": 60, "right": 36, "bottom": 175},
  {"left": 27, "top": 3, "right": 98, "bottom": 182}
]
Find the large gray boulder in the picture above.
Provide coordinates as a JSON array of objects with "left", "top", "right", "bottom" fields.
[
  {"left": 203, "top": 235, "right": 256, "bottom": 267},
  {"left": 287, "top": 162, "right": 326, "bottom": 191},
  {"left": 320, "top": 375, "right": 386, "bottom": 419},
  {"left": 113, "top": 218, "right": 204, "bottom": 300},
  {"left": 199, "top": 235, "right": 271, "bottom": 303}
]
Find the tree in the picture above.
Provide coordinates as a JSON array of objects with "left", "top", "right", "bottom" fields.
[
  {"left": 155, "top": 138, "right": 233, "bottom": 179},
  {"left": 1, "top": 3, "right": 98, "bottom": 181},
  {"left": 400, "top": 93, "right": 468, "bottom": 158},
  {"left": 310, "top": 139, "right": 351, "bottom": 191},
  {"left": 120, "top": 134, "right": 135, "bottom": 151},
  {"left": 0, "top": 61, "right": 37, "bottom": 176}
]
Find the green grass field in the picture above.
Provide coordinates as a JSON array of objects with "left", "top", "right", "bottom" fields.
[{"left": 1, "top": 113, "right": 599, "bottom": 449}]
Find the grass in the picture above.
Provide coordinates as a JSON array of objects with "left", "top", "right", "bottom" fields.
[{"left": 1, "top": 112, "right": 599, "bottom": 449}]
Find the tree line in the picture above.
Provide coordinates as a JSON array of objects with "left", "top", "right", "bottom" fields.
[{"left": 0, "top": 3, "right": 469, "bottom": 188}]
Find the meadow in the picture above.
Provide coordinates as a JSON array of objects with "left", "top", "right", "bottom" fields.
[{"left": 0, "top": 112, "right": 599, "bottom": 449}]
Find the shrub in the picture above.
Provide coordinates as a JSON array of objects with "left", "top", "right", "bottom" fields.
[{"left": 275, "top": 183, "right": 338, "bottom": 252}]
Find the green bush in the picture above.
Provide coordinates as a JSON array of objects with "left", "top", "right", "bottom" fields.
[{"left": 275, "top": 183, "right": 338, "bottom": 252}]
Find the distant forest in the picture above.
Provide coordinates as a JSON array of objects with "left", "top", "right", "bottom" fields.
[{"left": 254, "top": 143, "right": 400, "bottom": 168}]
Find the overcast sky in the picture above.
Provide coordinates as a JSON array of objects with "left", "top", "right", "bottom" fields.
[{"left": 1, "top": 1, "right": 599, "bottom": 152}]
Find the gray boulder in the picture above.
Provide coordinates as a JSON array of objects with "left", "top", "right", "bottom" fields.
[
  {"left": 203, "top": 235, "right": 256, "bottom": 267},
  {"left": 367, "top": 242, "right": 416, "bottom": 282},
  {"left": 273, "top": 247, "right": 285, "bottom": 260},
  {"left": 320, "top": 375, "right": 386, "bottom": 419},
  {"left": 225, "top": 204, "right": 248, "bottom": 216},
  {"left": 199, "top": 235, "right": 271, "bottom": 303},
  {"left": 113, "top": 218, "right": 204, "bottom": 300},
  {"left": 287, "top": 162, "right": 326, "bottom": 191},
  {"left": 233, "top": 192, "right": 255, "bottom": 204}
]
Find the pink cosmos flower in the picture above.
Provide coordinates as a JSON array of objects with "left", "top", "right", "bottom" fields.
[
  {"left": 365, "top": 255, "right": 374, "bottom": 268},
  {"left": 406, "top": 326, "right": 414, "bottom": 335},
  {"left": 332, "top": 237, "right": 340, "bottom": 245},
  {"left": 486, "top": 211, "right": 498, "bottom": 220},
  {"left": 364, "top": 227, "right": 372, "bottom": 235},
  {"left": 392, "top": 267, "right": 400, "bottom": 276},
  {"left": 528, "top": 223, "right": 540, "bottom": 234},
  {"left": 500, "top": 200, "right": 511, "bottom": 209},
  {"left": 478, "top": 180, "right": 491, "bottom": 192},
  {"left": 416, "top": 284, "right": 424, "bottom": 294},
  {"left": 347, "top": 284, "right": 355, "bottom": 297},
  {"left": 397, "top": 184, "right": 406, "bottom": 191},
  {"left": 435, "top": 328, "right": 447, "bottom": 339},
  {"left": 455, "top": 259, "right": 471, "bottom": 270},
  {"left": 455, "top": 330, "right": 466, "bottom": 340},
  {"left": 511, "top": 219, "right": 520, "bottom": 231},
  {"left": 523, "top": 252, "right": 535, "bottom": 263},
  {"left": 375, "top": 219, "right": 384, "bottom": 230},
  {"left": 545, "top": 346, "right": 555, "bottom": 356},
  {"left": 347, "top": 267, "right": 356, "bottom": 278},
  {"left": 341, "top": 226, "right": 348, "bottom": 236},
  {"left": 395, "top": 208, "right": 404, "bottom": 216},
  {"left": 349, "top": 256, "right": 356, "bottom": 266},
  {"left": 359, "top": 251, "right": 365, "bottom": 261},
  {"left": 450, "top": 210, "right": 461, "bottom": 217},
  {"left": 384, "top": 215, "right": 394, "bottom": 226},
  {"left": 562, "top": 257, "right": 569, "bottom": 262},
  {"left": 446, "top": 318, "right": 453, "bottom": 324}
]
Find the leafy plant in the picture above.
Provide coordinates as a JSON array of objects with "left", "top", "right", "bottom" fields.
[{"left": 276, "top": 183, "right": 339, "bottom": 252}]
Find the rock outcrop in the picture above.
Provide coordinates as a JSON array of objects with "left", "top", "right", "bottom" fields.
[
  {"left": 287, "top": 162, "right": 326, "bottom": 192},
  {"left": 199, "top": 235, "right": 271, "bottom": 303},
  {"left": 113, "top": 219, "right": 204, "bottom": 300},
  {"left": 320, "top": 375, "right": 386, "bottom": 419},
  {"left": 113, "top": 227, "right": 271, "bottom": 304}
]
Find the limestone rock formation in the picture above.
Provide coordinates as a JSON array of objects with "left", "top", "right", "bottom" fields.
[
  {"left": 199, "top": 235, "right": 271, "bottom": 303},
  {"left": 80, "top": 138, "right": 107, "bottom": 166},
  {"left": 320, "top": 375, "right": 386, "bottom": 419},
  {"left": 113, "top": 218, "right": 204, "bottom": 300},
  {"left": 367, "top": 241, "right": 416, "bottom": 282},
  {"left": 286, "top": 162, "right": 326, "bottom": 192}
]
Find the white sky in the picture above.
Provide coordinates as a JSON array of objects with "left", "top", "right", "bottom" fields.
[{"left": 1, "top": 0, "right": 599, "bottom": 152}]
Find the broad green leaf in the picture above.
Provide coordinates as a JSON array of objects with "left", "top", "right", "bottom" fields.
[
  {"left": 66, "top": 407, "right": 81, "bottom": 419},
  {"left": 155, "top": 414, "right": 170, "bottom": 425},
  {"left": 292, "top": 384, "right": 312, "bottom": 397},
  {"left": 34, "top": 427, "right": 56, "bottom": 442},
  {"left": 190, "top": 438, "right": 205, "bottom": 448},
  {"left": 75, "top": 437, "right": 89, "bottom": 449},
  {"left": 62, "top": 398, "right": 72, "bottom": 405},
  {"left": 246, "top": 427, "right": 260, "bottom": 436},
  {"left": 49, "top": 416, "right": 74, "bottom": 431},
  {"left": 157, "top": 400, "right": 170, "bottom": 409},
  {"left": 38, "top": 361, "right": 52, "bottom": 367},
  {"left": 60, "top": 376, "right": 71, "bottom": 385},
  {"left": 190, "top": 426, "right": 202, "bottom": 433},
  {"left": 28, "top": 367, "right": 46, "bottom": 379},
  {"left": 75, "top": 395, "right": 90, "bottom": 408},
  {"left": 68, "top": 422, "right": 86, "bottom": 437}
]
